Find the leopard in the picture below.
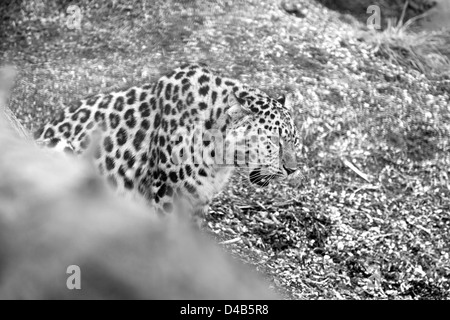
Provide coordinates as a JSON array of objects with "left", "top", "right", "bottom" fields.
[{"left": 34, "top": 63, "right": 301, "bottom": 218}]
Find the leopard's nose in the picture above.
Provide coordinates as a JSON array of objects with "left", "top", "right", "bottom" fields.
[{"left": 283, "top": 165, "right": 296, "bottom": 175}]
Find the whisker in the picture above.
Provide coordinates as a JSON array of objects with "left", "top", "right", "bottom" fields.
[{"left": 252, "top": 174, "right": 276, "bottom": 187}]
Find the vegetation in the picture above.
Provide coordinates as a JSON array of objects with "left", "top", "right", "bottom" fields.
[
  {"left": 1, "top": 0, "right": 449, "bottom": 299},
  {"left": 316, "top": 0, "right": 436, "bottom": 29},
  {"left": 355, "top": 1, "right": 450, "bottom": 76}
]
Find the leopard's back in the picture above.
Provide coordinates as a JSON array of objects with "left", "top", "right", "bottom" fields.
[{"left": 34, "top": 85, "right": 157, "bottom": 198}]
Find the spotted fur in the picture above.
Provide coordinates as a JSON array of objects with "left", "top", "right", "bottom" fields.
[{"left": 34, "top": 64, "right": 300, "bottom": 217}]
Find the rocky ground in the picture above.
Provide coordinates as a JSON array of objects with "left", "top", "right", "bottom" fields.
[{"left": 1, "top": 0, "right": 449, "bottom": 299}]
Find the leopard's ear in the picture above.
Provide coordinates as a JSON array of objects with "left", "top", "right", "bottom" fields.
[
  {"left": 226, "top": 92, "right": 251, "bottom": 122},
  {"left": 277, "top": 93, "right": 293, "bottom": 111}
]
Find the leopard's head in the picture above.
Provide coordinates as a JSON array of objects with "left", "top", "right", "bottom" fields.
[{"left": 224, "top": 92, "right": 300, "bottom": 187}]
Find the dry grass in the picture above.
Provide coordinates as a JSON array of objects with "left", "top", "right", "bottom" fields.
[
  {"left": 1, "top": 0, "right": 450, "bottom": 299},
  {"left": 356, "top": 3, "right": 450, "bottom": 76},
  {"left": 0, "top": 66, "right": 32, "bottom": 140}
]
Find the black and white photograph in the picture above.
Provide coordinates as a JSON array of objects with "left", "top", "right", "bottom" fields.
[{"left": 0, "top": 0, "right": 449, "bottom": 302}]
